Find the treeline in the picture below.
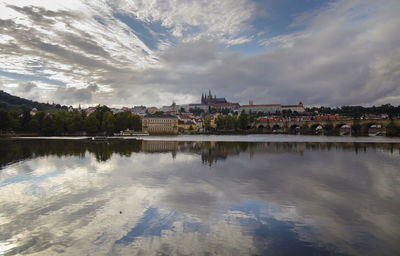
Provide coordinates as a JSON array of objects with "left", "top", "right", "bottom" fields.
[
  {"left": 0, "top": 105, "right": 141, "bottom": 135},
  {"left": 0, "top": 90, "right": 66, "bottom": 112},
  {"left": 205, "top": 111, "right": 255, "bottom": 131},
  {"left": 0, "top": 139, "right": 142, "bottom": 166},
  {"left": 307, "top": 104, "right": 400, "bottom": 118}
]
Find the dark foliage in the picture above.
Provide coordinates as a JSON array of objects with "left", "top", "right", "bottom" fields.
[{"left": 0, "top": 90, "right": 66, "bottom": 112}]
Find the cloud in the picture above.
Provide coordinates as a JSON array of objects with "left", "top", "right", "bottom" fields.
[
  {"left": 115, "top": 0, "right": 400, "bottom": 106},
  {"left": 1, "top": 142, "right": 400, "bottom": 255},
  {"left": 0, "top": 0, "right": 399, "bottom": 107},
  {"left": 112, "top": 0, "right": 256, "bottom": 41}
]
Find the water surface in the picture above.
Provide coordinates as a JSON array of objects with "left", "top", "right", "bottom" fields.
[{"left": 1, "top": 139, "right": 399, "bottom": 255}]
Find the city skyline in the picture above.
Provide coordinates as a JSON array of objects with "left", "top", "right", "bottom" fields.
[{"left": 0, "top": 0, "right": 400, "bottom": 108}]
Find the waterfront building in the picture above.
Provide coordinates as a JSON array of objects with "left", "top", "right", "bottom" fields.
[
  {"left": 240, "top": 101, "right": 305, "bottom": 114},
  {"left": 239, "top": 103, "right": 282, "bottom": 114},
  {"left": 178, "top": 119, "right": 198, "bottom": 132},
  {"left": 281, "top": 102, "right": 305, "bottom": 113},
  {"left": 142, "top": 114, "right": 178, "bottom": 135}
]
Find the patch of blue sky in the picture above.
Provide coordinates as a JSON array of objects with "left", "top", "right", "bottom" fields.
[
  {"left": 253, "top": 0, "right": 333, "bottom": 36},
  {"left": 228, "top": 200, "right": 343, "bottom": 255},
  {"left": 113, "top": 13, "right": 172, "bottom": 51},
  {"left": 228, "top": 41, "right": 267, "bottom": 56},
  {"left": 25, "top": 59, "right": 45, "bottom": 73},
  {"left": 115, "top": 207, "right": 179, "bottom": 244},
  {"left": 233, "top": 0, "right": 334, "bottom": 54},
  {"left": 0, "top": 70, "right": 65, "bottom": 86},
  {"left": 0, "top": 169, "right": 64, "bottom": 188},
  {"left": 229, "top": 199, "right": 278, "bottom": 218},
  {"left": 345, "top": 2, "right": 377, "bottom": 23},
  {"left": 94, "top": 15, "right": 107, "bottom": 26}
]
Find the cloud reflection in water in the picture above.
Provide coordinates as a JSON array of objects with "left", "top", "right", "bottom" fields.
[{"left": 0, "top": 140, "right": 399, "bottom": 255}]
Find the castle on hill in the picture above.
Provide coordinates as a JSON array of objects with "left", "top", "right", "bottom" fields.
[{"left": 201, "top": 90, "right": 227, "bottom": 105}]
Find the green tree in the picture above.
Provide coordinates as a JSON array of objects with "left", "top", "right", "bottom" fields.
[
  {"left": 67, "top": 111, "right": 84, "bottom": 133},
  {"left": 215, "top": 115, "right": 225, "bottom": 130},
  {"left": 115, "top": 111, "right": 131, "bottom": 132},
  {"left": 189, "top": 108, "right": 204, "bottom": 116},
  {"left": 226, "top": 115, "right": 237, "bottom": 130},
  {"left": 131, "top": 114, "right": 142, "bottom": 131},
  {"left": 28, "top": 119, "right": 40, "bottom": 132},
  {"left": 92, "top": 105, "right": 111, "bottom": 128},
  {"left": 249, "top": 113, "right": 255, "bottom": 123},
  {"left": 33, "top": 111, "right": 46, "bottom": 131},
  {"left": 8, "top": 111, "right": 20, "bottom": 131},
  {"left": 101, "top": 112, "right": 115, "bottom": 134},
  {"left": 239, "top": 111, "right": 249, "bottom": 130},
  {"left": 41, "top": 115, "right": 54, "bottom": 135},
  {"left": 204, "top": 117, "right": 212, "bottom": 131},
  {"left": 0, "top": 110, "right": 11, "bottom": 131},
  {"left": 53, "top": 110, "right": 68, "bottom": 135},
  {"left": 85, "top": 114, "right": 99, "bottom": 134},
  {"left": 20, "top": 111, "right": 31, "bottom": 130}
]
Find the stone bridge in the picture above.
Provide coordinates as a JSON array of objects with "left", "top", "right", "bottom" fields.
[{"left": 254, "top": 119, "right": 400, "bottom": 136}]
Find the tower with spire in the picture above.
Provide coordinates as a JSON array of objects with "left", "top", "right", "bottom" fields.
[{"left": 200, "top": 90, "right": 227, "bottom": 105}]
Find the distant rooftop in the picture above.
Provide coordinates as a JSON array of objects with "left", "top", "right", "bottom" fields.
[
  {"left": 144, "top": 113, "right": 178, "bottom": 118},
  {"left": 241, "top": 104, "right": 281, "bottom": 107}
]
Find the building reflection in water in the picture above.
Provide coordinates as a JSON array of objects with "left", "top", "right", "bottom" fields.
[
  {"left": 1, "top": 139, "right": 400, "bottom": 168},
  {"left": 0, "top": 139, "right": 400, "bottom": 255}
]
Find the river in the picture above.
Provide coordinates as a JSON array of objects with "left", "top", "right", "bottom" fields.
[{"left": 0, "top": 138, "right": 399, "bottom": 255}]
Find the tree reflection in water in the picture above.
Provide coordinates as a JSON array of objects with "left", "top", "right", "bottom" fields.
[{"left": 0, "top": 139, "right": 400, "bottom": 255}]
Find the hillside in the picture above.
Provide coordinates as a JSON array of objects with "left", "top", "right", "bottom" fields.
[{"left": 0, "top": 90, "right": 64, "bottom": 112}]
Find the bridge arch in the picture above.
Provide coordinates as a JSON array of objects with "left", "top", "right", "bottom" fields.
[
  {"left": 363, "top": 122, "right": 386, "bottom": 136},
  {"left": 309, "top": 123, "right": 323, "bottom": 135},
  {"left": 271, "top": 124, "right": 282, "bottom": 133},
  {"left": 333, "top": 123, "right": 351, "bottom": 136},
  {"left": 289, "top": 124, "right": 301, "bottom": 134}
]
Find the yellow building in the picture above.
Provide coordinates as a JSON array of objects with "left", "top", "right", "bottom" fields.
[
  {"left": 178, "top": 120, "right": 198, "bottom": 133},
  {"left": 142, "top": 114, "right": 178, "bottom": 135}
]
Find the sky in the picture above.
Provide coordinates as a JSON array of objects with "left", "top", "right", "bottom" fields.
[{"left": 0, "top": 0, "right": 399, "bottom": 108}]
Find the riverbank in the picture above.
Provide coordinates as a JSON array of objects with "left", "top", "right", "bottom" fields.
[{"left": 4, "top": 134, "right": 400, "bottom": 143}]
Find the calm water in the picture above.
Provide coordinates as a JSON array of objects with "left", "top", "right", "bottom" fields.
[{"left": 1, "top": 139, "right": 400, "bottom": 255}]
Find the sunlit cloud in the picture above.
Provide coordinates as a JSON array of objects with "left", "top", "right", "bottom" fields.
[{"left": 0, "top": 0, "right": 399, "bottom": 107}]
